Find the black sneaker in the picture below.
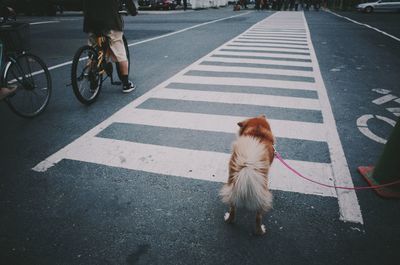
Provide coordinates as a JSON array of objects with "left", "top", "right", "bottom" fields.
[{"left": 122, "top": 81, "right": 136, "bottom": 93}]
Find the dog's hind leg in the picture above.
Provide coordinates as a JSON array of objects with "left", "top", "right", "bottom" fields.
[
  {"left": 224, "top": 205, "right": 236, "bottom": 224},
  {"left": 255, "top": 211, "right": 266, "bottom": 235}
]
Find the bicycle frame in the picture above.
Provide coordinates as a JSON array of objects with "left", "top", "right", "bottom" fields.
[{"left": 91, "top": 35, "right": 122, "bottom": 85}]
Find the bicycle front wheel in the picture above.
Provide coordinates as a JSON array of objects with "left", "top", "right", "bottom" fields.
[
  {"left": 71, "top": 45, "right": 102, "bottom": 105},
  {"left": 4, "top": 53, "right": 52, "bottom": 118}
]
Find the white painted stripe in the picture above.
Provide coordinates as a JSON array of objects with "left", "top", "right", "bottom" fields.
[
  {"left": 302, "top": 12, "right": 363, "bottom": 223},
  {"left": 214, "top": 50, "right": 311, "bottom": 60},
  {"left": 238, "top": 37, "right": 308, "bottom": 44},
  {"left": 152, "top": 88, "right": 321, "bottom": 110},
  {"left": 112, "top": 109, "right": 328, "bottom": 142},
  {"left": 326, "top": 10, "right": 400, "bottom": 42},
  {"left": 230, "top": 41, "right": 310, "bottom": 49},
  {"left": 251, "top": 28, "right": 306, "bottom": 32},
  {"left": 223, "top": 46, "right": 310, "bottom": 53},
  {"left": 372, "top": 94, "right": 397, "bottom": 105},
  {"left": 192, "top": 64, "right": 315, "bottom": 78},
  {"left": 205, "top": 56, "right": 313, "bottom": 68},
  {"left": 43, "top": 136, "right": 336, "bottom": 197},
  {"left": 232, "top": 39, "right": 308, "bottom": 45},
  {"left": 239, "top": 36, "right": 308, "bottom": 42},
  {"left": 29, "top": 21, "right": 59, "bottom": 25},
  {"left": 245, "top": 32, "right": 307, "bottom": 36},
  {"left": 174, "top": 75, "right": 317, "bottom": 91}
]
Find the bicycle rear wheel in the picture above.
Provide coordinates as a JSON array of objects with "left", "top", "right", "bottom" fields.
[
  {"left": 71, "top": 45, "right": 102, "bottom": 105},
  {"left": 4, "top": 53, "right": 52, "bottom": 118}
]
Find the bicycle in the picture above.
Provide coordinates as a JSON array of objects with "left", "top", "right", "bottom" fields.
[
  {"left": 0, "top": 10, "right": 52, "bottom": 118},
  {"left": 70, "top": 33, "right": 131, "bottom": 105}
]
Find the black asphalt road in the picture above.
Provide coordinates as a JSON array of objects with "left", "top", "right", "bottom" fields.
[{"left": 1, "top": 7, "right": 400, "bottom": 265}]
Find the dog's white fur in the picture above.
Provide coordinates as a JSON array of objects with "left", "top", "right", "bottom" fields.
[{"left": 220, "top": 136, "right": 273, "bottom": 212}]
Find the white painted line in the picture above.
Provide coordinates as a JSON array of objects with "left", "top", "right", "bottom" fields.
[
  {"left": 357, "top": 114, "right": 396, "bottom": 144},
  {"left": 205, "top": 56, "right": 313, "bottom": 68},
  {"left": 251, "top": 28, "right": 306, "bottom": 31},
  {"left": 190, "top": 65, "right": 314, "bottom": 79},
  {"left": 233, "top": 39, "right": 308, "bottom": 45},
  {"left": 229, "top": 42, "right": 310, "bottom": 50},
  {"left": 29, "top": 21, "right": 60, "bottom": 25},
  {"left": 302, "top": 12, "right": 363, "bottom": 224},
  {"left": 237, "top": 37, "right": 308, "bottom": 44},
  {"left": 223, "top": 46, "right": 310, "bottom": 53},
  {"left": 174, "top": 75, "right": 317, "bottom": 91},
  {"left": 386, "top": 107, "right": 400, "bottom": 117},
  {"left": 152, "top": 88, "right": 321, "bottom": 110},
  {"left": 214, "top": 50, "right": 311, "bottom": 60},
  {"left": 372, "top": 94, "right": 397, "bottom": 105},
  {"left": 239, "top": 36, "right": 308, "bottom": 42},
  {"left": 113, "top": 109, "right": 328, "bottom": 142},
  {"left": 326, "top": 10, "right": 400, "bottom": 42},
  {"left": 191, "top": 64, "right": 315, "bottom": 78},
  {"left": 245, "top": 32, "right": 307, "bottom": 36}
]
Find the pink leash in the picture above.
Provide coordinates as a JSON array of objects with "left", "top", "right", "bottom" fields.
[{"left": 273, "top": 148, "right": 400, "bottom": 191}]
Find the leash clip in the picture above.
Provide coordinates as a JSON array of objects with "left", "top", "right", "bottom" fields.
[{"left": 272, "top": 144, "right": 277, "bottom": 155}]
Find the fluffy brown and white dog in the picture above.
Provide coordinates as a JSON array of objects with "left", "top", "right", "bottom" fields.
[{"left": 220, "top": 115, "right": 275, "bottom": 235}]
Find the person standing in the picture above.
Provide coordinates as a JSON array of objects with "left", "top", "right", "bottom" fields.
[{"left": 83, "top": 0, "right": 138, "bottom": 93}]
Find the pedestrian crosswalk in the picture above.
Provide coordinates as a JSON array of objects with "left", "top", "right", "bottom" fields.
[{"left": 33, "top": 12, "right": 363, "bottom": 224}]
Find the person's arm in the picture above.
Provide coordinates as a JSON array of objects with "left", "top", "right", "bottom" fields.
[{"left": 125, "top": 0, "right": 138, "bottom": 16}]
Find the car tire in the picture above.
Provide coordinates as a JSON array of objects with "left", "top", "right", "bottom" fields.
[{"left": 365, "top": 6, "right": 373, "bottom": 13}]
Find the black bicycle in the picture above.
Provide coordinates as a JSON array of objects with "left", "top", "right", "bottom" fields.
[
  {"left": 0, "top": 11, "right": 52, "bottom": 118},
  {"left": 71, "top": 33, "right": 130, "bottom": 105}
]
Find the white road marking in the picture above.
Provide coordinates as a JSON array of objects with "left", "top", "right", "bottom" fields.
[
  {"left": 112, "top": 109, "right": 328, "bottom": 142},
  {"left": 239, "top": 36, "right": 308, "bottom": 41},
  {"left": 232, "top": 39, "right": 308, "bottom": 46},
  {"left": 386, "top": 108, "right": 400, "bottom": 117},
  {"left": 222, "top": 46, "right": 310, "bottom": 53},
  {"left": 357, "top": 114, "right": 396, "bottom": 144},
  {"left": 152, "top": 88, "right": 321, "bottom": 110},
  {"left": 372, "top": 94, "right": 398, "bottom": 105},
  {"left": 191, "top": 64, "right": 314, "bottom": 78},
  {"left": 214, "top": 50, "right": 311, "bottom": 60},
  {"left": 204, "top": 56, "right": 313, "bottom": 68},
  {"left": 226, "top": 43, "right": 308, "bottom": 53},
  {"left": 29, "top": 21, "right": 60, "bottom": 25},
  {"left": 230, "top": 41, "right": 310, "bottom": 49},
  {"left": 174, "top": 76, "right": 317, "bottom": 91},
  {"left": 33, "top": 12, "right": 362, "bottom": 223},
  {"left": 326, "top": 10, "right": 400, "bottom": 42},
  {"left": 302, "top": 12, "right": 362, "bottom": 223}
]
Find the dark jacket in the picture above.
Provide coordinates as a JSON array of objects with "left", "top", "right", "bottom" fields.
[{"left": 83, "top": 0, "right": 137, "bottom": 34}]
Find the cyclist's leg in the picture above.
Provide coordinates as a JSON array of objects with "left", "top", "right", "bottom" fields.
[{"left": 108, "top": 30, "right": 135, "bottom": 92}]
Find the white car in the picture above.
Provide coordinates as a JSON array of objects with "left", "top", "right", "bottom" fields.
[{"left": 357, "top": 0, "right": 400, "bottom": 13}]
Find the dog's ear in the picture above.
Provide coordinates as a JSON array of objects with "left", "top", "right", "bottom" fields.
[{"left": 238, "top": 119, "right": 248, "bottom": 128}]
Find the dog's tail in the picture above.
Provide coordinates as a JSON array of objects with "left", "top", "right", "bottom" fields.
[{"left": 220, "top": 136, "right": 273, "bottom": 212}]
